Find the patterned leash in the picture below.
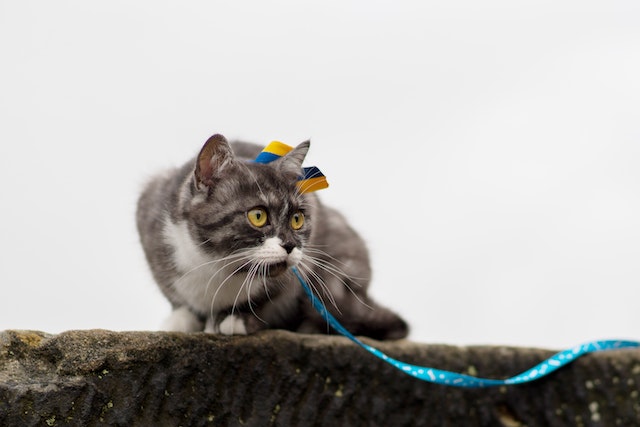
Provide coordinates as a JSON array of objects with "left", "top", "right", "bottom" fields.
[{"left": 291, "top": 267, "right": 640, "bottom": 388}]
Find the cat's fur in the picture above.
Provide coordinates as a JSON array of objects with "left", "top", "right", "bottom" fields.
[{"left": 136, "top": 134, "right": 408, "bottom": 340}]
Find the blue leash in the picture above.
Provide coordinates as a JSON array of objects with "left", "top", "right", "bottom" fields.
[{"left": 291, "top": 267, "right": 640, "bottom": 388}]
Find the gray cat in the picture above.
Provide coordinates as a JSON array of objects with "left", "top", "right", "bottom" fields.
[{"left": 136, "top": 134, "right": 408, "bottom": 340}]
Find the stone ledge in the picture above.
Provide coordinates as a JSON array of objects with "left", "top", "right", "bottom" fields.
[{"left": 0, "top": 329, "right": 639, "bottom": 426}]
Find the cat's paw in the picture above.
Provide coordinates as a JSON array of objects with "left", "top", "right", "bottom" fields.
[
  {"left": 210, "top": 314, "right": 248, "bottom": 335},
  {"left": 162, "top": 306, "right": 203, "bottom": 332}
]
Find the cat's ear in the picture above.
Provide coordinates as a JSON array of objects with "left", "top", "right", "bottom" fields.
[
  {"left": 194, "top": 134, "right": 235, "bottom": 189},
  {"left": 276, "top": 140, "right": 310, "bottom": 176}
]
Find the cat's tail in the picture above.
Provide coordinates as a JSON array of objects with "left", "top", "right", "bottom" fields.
[{"left": 341, "top": 299, "right": 410, "bottom": 341}]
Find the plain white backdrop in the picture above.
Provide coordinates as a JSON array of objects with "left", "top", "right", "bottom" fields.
[{"left": 1, "top": 1, "right": 639, "bottom": 348}]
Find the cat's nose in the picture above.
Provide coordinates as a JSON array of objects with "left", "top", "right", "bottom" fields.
[{"left": 281, "top": 242, "right": 296, "bottom": 254}]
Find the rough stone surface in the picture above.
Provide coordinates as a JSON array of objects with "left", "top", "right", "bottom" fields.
[{"left": 0, "top": 329, "right": 639, "bottom": 426}]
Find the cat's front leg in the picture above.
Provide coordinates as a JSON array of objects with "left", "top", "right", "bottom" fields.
[
  {"left": 205, "top": 312, "right": 266, "bottom": 335},
  {"left": 162, "top": 306, "right": 204, "bottom": 332}
]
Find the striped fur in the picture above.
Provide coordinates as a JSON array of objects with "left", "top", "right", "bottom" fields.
[{"left": 136, "top": 134, "right": 408, "bottom": 340}]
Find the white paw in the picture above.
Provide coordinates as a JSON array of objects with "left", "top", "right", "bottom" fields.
[
  {"left": 218, "top": 315, "right": 248, "bottom": 335},
  {"left": 161, "top": 306, "right": 203, "bottom": 332}
]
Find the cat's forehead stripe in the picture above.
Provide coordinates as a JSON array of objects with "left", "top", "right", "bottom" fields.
[{"left": 239, "top": 166, "right": 299, "bottom": 205}]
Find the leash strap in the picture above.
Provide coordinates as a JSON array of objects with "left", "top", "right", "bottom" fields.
[{"left": 291, "top": 267, "right": 640, "bottom": 388}]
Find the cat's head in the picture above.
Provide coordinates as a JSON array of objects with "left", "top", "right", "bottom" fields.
[{"left": 185, "top": 134, "right": 314, "bottom": 277}]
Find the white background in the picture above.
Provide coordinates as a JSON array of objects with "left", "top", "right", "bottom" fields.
[{"left": 1, "top": 1, "right": 639, "bottom": 349}]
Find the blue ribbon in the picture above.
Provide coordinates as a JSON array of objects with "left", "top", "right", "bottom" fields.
[{"left": 291, "top": 267, "right": 640, "bottom": 388}]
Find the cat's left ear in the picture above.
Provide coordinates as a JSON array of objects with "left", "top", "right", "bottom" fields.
[
  {"left": 194, "top": 134, "right": 236, "bottom": 190},
  {"left": 276, "top": 140, "right": 310, "bottom": 176}
]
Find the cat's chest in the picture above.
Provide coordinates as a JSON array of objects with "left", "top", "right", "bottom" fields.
[{"left": 163, "top": 218, "right": 253, "bottom": 312}]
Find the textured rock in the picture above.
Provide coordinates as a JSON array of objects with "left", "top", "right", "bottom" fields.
[{"left": 0, "top": 329, "right": 639, "bottom": 426}]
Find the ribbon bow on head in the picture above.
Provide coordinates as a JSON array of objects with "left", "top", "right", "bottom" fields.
[{"left": 254, "top": 141, "right": 329, "bottom": 194}]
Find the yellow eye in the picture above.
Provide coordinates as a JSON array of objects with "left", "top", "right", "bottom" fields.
[
  {"left": 291, "top": 211, "right": 305, "bottom": 230},
  {"left": 247, "top": 207, "right": 268, "bottom": 227}
]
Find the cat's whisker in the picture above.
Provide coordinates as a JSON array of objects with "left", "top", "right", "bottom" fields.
[
  {"left": 301, "top": 254, "right": 373, "bottom": 311},
  {"left": 296, "top": 263, "right": 334, "bottom": 311},
  {"left": 294, "top": 190, "right": 311, "bottom": 207},
  {"left": 298, "top": 261, "right": 341, "bottom": 314},
  {"left": 174, "top": 248, "right": 254, "bottom": 288},
  {"left": 196, "top": 238, "right": 212, "bottom": 248},
  {"left": 232, "top": 262, "right": 255, "bottom": 317},
  {"left": 302, "top": 253, "right": 358, "bottom": 281},
  {"left": 208, "top": 257, "right": 254, "bottom": 320},
  {"left": 302, "top": 246, "right": 351, "bottom": 265},
  {"left": 293, "top": 189, "right": 305, "bottom": 203},
  {"left": 302, "top": 246, "right": 370, "bottom": 282},
  {"left": 296, "top": 264, "right": 333, "bottom": 334},
  {"left": 261, "top": 264, "right": 273, "bottom": 302},
  {"left": 203, "top": 254, "right": 252, "bottom": 296},
  {"left": 301, "top": 254, "right": 351, "bottom": 288},
  {"left": 241, "top": 261, "right": 268, "bottom": 325}
]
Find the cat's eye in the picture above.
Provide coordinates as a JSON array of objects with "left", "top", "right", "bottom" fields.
[
  {"left": 290, "top": 211, "right": 305, "bottom": 230},
  {"left": 247, "top": 207, "right": 268, "bottom": 228}
]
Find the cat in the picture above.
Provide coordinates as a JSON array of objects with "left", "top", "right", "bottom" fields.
[{"left": 136, "top": 134, "right": 408, "bottom": 340}]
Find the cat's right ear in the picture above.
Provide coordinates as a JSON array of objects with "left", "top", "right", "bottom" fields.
[
  {"left": 194, "top": 134, "right": 235, "bottom": 190},
  {"left": 276, "top": 140, "right": 310, "bottom": 176}
]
